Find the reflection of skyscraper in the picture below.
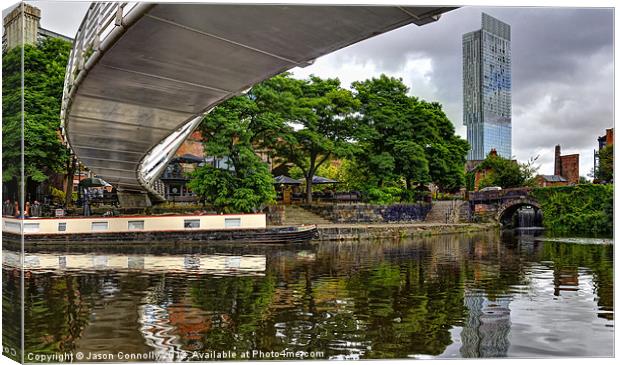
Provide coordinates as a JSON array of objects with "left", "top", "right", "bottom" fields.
[
  {"left": 463, "top": 13, "right": 512, "bottom": 160},
  {"left": 460, "top": 291, "right": 511, "bottom": 358}
]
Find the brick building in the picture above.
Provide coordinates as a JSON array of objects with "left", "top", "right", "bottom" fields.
[
  {"left": 553, "top": 145, "right": 579, "bottom": 185},
  {"left": 535, "top": 174, "right": 569, "bottom": 187}
]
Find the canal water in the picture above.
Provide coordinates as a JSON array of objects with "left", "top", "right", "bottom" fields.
[{"left": 2, "top": 231, "right": 614, "bottom": 360}]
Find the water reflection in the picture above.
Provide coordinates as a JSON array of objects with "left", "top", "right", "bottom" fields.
[{"left": 2, "top": 231, "right": 614, "bottom": 360}]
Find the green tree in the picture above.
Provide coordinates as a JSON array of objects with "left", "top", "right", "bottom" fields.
[
  {"left": 274, "top": 75, "right": 360, "bottom": 203},
  {"left": 352, "top": 75, "right": 469, "bottom": 193},
  {"left": 2, "top": 38, "right": 72, "bottom": 197},
  {"left": 596, "top": 144, "right": 613, "bottom": 183},
  {"left": 188, "top": 84, "right": 285, "bottom": 212},
  {"left": 474, "top": 153, "right": 538, "bottom": 189},
  {"left": 187, "top": 74, "right": 308, "bottom": 212}
]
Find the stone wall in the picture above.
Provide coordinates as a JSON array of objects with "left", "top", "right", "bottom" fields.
[
  {"left": 472, "top": 203, "right": 498, "bottom": 222},
  {"left": 301, "top": 203, "right": 431, "bottom": 224},
  {"left": 316, "top": 223, "right": 497, "bottom": 241}
]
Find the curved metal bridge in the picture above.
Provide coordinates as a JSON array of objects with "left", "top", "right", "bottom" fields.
[{"left": 61, "top": 3, "right": 454, "bottom": 204}]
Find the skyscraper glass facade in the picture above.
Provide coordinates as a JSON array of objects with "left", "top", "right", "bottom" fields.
[{"left": 463, "top": 13, "right": 512, "bottom": 160}]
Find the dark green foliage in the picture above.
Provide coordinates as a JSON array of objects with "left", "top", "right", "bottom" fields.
[
  {"left": 187, "top": 74, "right": 308, "bottom": 213},
  {"left": 2, "top": 38, "right": 72, "bottom": 183},
  {"left": 188, "top": 82, "right": 281, "bottom": 212},
  {"left": 192, "top": 73, "right": 469, "bottom": 207},
  {"left": 596, "top": 144, "right": 613, "bottom": 182},
  {"left": 188, "top": 149, "right": 275, "bottom": 213},
  {"left": 474, "top": 153, "right": 537, "bottom": 189},
  {"left": 273, "top": 75, "right": 360, "bottom": 203},
  {"left": 352, "top": 75, "right": 469, "bottom": 194},
  {"left": 531, "top": 184, "right": 613, "bottom": 235}
]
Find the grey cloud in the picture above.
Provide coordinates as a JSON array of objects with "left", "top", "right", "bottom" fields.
[
  {"left": 306, "top": 6, "right": 613, "bottom": 177},
  {"left": 22, "top": 3, "right": 615, "bottom": 178}
]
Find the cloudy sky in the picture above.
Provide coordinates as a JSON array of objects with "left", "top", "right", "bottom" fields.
[{"left": 20, "top": 1, "right": 615, "bottom": 177}]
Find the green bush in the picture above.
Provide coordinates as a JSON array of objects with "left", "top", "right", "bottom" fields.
[
  {"left": 531, "top": 184, "right": 613, "bottom": 235},
  {"left": 366, "top": 186, "right": 402, "bottom": 204},
  {"left": 49, "top": 186, "right": 65, "bottom": 205}
]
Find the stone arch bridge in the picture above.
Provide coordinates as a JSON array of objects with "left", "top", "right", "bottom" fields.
[{"left": 467, "top": 188, "right": 542, "bottom": 226}]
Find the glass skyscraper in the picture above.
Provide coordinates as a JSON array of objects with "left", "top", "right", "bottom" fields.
[{"left": 463, "top": 13, "right": 512, "bottom": 160}]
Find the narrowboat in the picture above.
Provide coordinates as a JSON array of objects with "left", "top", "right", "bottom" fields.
[{"left": 1, "top": 213, "right": 318, "bottom": 245}]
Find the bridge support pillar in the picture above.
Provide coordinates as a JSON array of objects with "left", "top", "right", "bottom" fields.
[{"left": 117, "top": 190, "right": 152, "bottom": 208}]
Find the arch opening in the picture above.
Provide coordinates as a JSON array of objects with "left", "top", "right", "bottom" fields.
[{"left": 498, "top": 202, "right": 543, "bottom": 229}]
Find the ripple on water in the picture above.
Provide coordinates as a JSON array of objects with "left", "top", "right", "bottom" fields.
[{"left": 7, "top": 232, "right": 614, "bottom": 359}]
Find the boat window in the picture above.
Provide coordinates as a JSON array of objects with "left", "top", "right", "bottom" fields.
[
  {"left": 58, "top": 222, "right": 67, "bottom": 232},
  {"left": 5, "top": 221, "right": 20, "bottom": 232},
  {"left": 225, "top": 218, "right": 241, "bottom": 228},
  {"left": 91, "top": 222, "right": 109, "bottom": 231},
  {"left": 128, "top": 220, "right": 144, "bottom": 230},
  {"left": 184, "top": 219, "right": 200, "bottom": 228},
  {"left": 24, "top": 223, "right": 40, "bottom": 233}
]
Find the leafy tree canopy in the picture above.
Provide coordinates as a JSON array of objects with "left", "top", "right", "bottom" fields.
[
  {"left": 352, "top": 75, "right": 469, "bottom": 192},
  {"left": 273, "top": 75, "right": 360, "bottom": 203},
  {"left": 596, "top": 144, "right": 613, "bottom": 183},
  {"left": 187, "top": 76, "right": 293, "bottom": 212},
  {"left": 2, "top": 37, "right": 72, "bottom": 183},
  {"left": 474, "top": 153, "right": 538, "bottom": 189}
]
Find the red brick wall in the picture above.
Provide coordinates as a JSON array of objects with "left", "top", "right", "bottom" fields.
[
  {"left": 560, "top": 154, "right": 579, "bottom": 185},
  {"left": 175, "top": 131, "right": 204, "bottom": 158}
]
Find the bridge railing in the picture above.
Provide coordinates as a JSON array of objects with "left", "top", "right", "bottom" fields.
[
  {"left": 61, "top": 3, "right": 138, "bottom": 136},
  {"left": 60, "top": 2, "right": 174, "bottom": 201}
]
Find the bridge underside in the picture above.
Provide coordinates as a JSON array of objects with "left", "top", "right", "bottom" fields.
[{"left": 64, "top": 4, "right": 454, "bottom": 201}]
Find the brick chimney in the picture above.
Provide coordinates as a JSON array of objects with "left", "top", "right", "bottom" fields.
[
  {"left": 554, "top": 145, "right": 562, "bottom": 176},
  {"left": 489, "top": 148, "right": 498, "bottom": 157}
]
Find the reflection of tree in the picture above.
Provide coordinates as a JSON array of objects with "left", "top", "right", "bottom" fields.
[
  {"left": 22, "top": 272, "right": 156, "bottom": 356},
  {"left": 539, "top": 242, "right": 614, "bottom": 320},
  {"left": 342, "top": 260, "right": 467, "bottom": 358},
  {"left": 14, "top": 232, "right": 613, "bottom": 360},
  {"left": 23, "top": 273, "right": 97, "bottom": 355},
  {"left": 2, "top": 268, "right": 22, "bottom": 362},
  {"left": 188, "top": 273, "right": 277, "bottom": 353}
]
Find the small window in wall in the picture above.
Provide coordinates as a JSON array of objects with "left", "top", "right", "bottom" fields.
[
  {"left": 128, "top": 220, "right": 144, "bottom": 230},
  {"left": 184, "top": 219, "right": 200, "bottom": 229},
  {"left": 23, "top": 223, "right": 40, "bottom": 233},
  {"left": 91, "top": 222, "right": 109, "bottom": 231},
  {"left": 225, "top": 218, "right": 241, "bottom": 228},
  {"left": 58, "top": 222, "right": 67, "bottom": 232}
]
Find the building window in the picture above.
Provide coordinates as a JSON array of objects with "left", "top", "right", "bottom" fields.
[
  {"left": 58, "top": 222, "right": 67, "bottom": 232},
  {"left": 184, "top": 219, "right": 200, "bottom": 229},
  {"left": 225, "top": 218, "right": 241, "bottom": 228},
  {"left": 91, "top": 222, "right": 109, "bottom": 231},
  {"left": 24, "top": 223, "right": 40, "bottom": 233},
  {"left": 128, "top": 220, "right": 144, "bottom": 230}
]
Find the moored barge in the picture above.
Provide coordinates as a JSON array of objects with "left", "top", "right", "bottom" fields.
[{"left": 2, "top": 213, "right": 318, "bottom": 245}]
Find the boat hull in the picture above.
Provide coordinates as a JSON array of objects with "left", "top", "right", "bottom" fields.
[{"left": 2, "top": 226, "right": 318, "bottom": 245}]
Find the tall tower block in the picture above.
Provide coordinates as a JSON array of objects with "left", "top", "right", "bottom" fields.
[{"left": 463, "top": 13, "right": 512, "bottom": 160}]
